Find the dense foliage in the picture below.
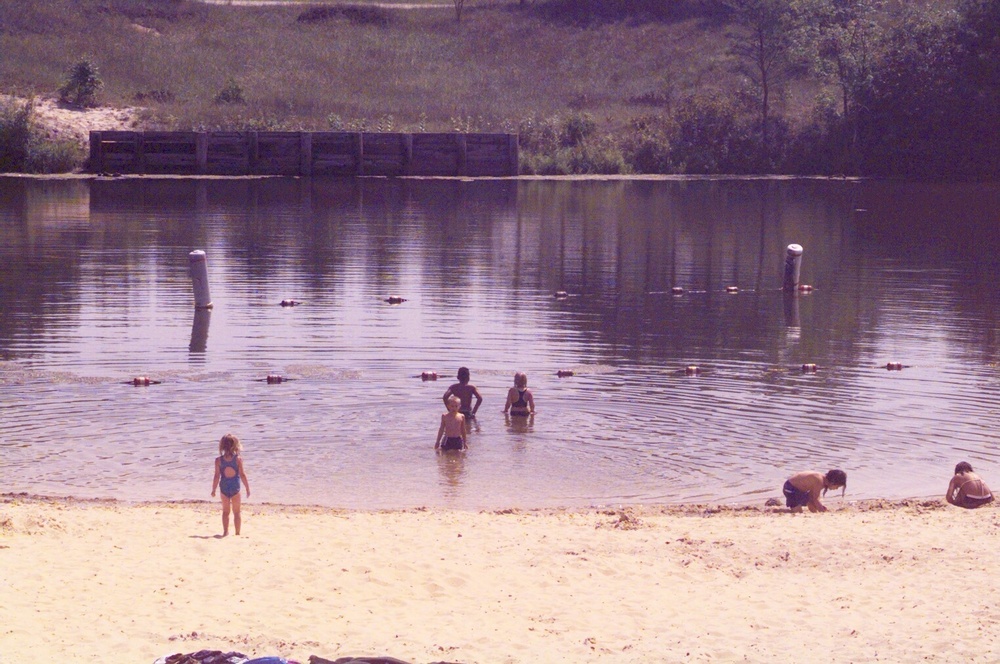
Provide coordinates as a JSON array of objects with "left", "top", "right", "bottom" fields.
[{"left": 0, "top": 0, "right": 996, "bottom": 178}]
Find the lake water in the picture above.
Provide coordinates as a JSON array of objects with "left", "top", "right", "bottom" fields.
[{"left": 2, "top": 175, "right": 999, "bottom": 509}]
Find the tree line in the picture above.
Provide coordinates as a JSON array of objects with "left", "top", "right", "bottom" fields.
[
  {"left": 518, "top": 0, "right": 999, "bottom": 179},
  {"left": 724, "top": 0, "right": 999, "bottom": 178}
]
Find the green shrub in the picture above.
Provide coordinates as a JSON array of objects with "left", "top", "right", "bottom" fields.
[
  {"left": 666, "top": 92, "right": 757, "bottom": 173},
  {"left": 24, "top": 138, "right": 83, "bottom": 173},
  {"left": 517, "top": 114, "right": 562, "bottom": 155},
  {"left": 134, "top": 89, "right": 176, "bottom": 103},
  {"left": 58, "top": 60, "right": 103, "bottom": 107},
  {"left": 621, "top": 115, "right": 674, "bottom": 173},
  {"left": 297, "top": 5, "right": 390, "bottom": 26},
  {"left": 563, "top": 137, "right": 629, "bottom": 174},
  {"left": 0, "top": 98, "right": 82, "bottom": 173},
  {"left": 0, "top": 99, "right": 33, "bottom": 171},
  {"left": 214, "top": 79, "right": 246, "bottom": 105},
  {"left": 562, "top": 112, "right": 597, "bottom": 147}
]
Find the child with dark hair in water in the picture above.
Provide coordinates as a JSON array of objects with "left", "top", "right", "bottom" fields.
[
  {"left": 442, "top": 366, "right": 483, "bottom": 418},
  {"left": 946, "top": 462, "right": 994, "bottom": 509},
  {"left": 782, "top": 469, "right": 846, "bottom": 513},
  {"left": 211, "top": 433, "right": 250, "bottom": 535}
]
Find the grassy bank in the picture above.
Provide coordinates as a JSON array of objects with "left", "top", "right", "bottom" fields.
[{"left": 1, "top": 0, "right": 997, "bottom": 177}]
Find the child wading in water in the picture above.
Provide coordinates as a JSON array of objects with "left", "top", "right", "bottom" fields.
[
  {"left": 442, "top": 366, "right": 483, "bottom": 418},
  {"left": 503, "top": 371, "right": 535, "bottom": 416},
  {"left": 435, "top": 395, "right": 468, "bottom": 452},
  {"left": 211, "top": 433, "right": 251, "bottom": 535}
]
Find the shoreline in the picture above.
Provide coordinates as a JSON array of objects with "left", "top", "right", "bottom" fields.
[
  {"left": 3, "top": 492, "right": 996, "bottom": 663},
  {"left": 0, "top": 490, "right": 948, "bottom": 514}
]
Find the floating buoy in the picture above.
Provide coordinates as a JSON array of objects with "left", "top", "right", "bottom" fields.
[
  {"left": 280, "top": 299, "right": 301, "bottom": 307},
  {"left": 685, "top": 365, "right": 701, "bottom": 376},
  {"left": 421, "top": 371, "right": 438, "bottom": 381},
  {"left": 132, "top": 376, "right": 151, "bottom": 386},
  {"left": 885, "top": 362, "right": 903, "bottom": 371},
  {"left": 385, "top": 295, "right": 407, "bottom": 304},
  {"left": 801, "top": 363, "right": 818, "bottom": 372},
  {"left": 798, "top": 284, "right": 814, "bottom": 292},
  {"left": 554, "top": 290, "right": 569, "bottom": 299},
  {"left": 726, "top": 286, "right": 739, "bottom": 293},
  {"left": 557, "top": 370, "right": 574, "bottom": 377},
  {"left": 266, "top": 374, "right": 284, "bottom": 384},
  {"left": 671, "top": 287, "right": 684, "bottom": 295}
]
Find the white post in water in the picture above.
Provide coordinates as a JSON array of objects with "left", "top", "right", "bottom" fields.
[
  {"left": 782, "top": 244, "right": 803, "bottom": 292},
  {"left": 188, "top": 250, "right": 213, "bottom": 309}
]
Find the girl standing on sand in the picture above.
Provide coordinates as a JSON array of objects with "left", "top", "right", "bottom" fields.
[{"left": 211, "top": 433, "right": 251, "bottom": 536}]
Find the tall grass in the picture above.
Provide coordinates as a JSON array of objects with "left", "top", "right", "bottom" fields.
[
  {"left": 1, "top": 0, "right": 987, "bottom": 177},
  {"left": 0, "top": 0, "right": 731, "bottom": 135}
]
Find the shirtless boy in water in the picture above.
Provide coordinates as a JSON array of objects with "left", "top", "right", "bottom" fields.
[
  {"left": 435, "top": 395, "right": 468, "bottom": 452},
  {"left": 442, "top": 366, "right": 483, "bottom": 418},
  {"left": 946, "top": 461, "right": 994, "bottom": 509},
  {"left": 782, "top": 469, "right": 847, "bottom": 513}
]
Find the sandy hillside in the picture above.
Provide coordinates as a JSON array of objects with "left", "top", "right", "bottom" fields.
[{"left": 3, "top": 94, "right": 139, "bottom": 146}]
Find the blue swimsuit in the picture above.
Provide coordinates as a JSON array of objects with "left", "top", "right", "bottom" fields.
[{"left": 219, "top": 454, "right": 241, "bottom": 498}]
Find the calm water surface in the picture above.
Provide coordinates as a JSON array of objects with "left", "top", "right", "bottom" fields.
[{"left": 2, "top": 176, "right": 1000, "bottom": 509}]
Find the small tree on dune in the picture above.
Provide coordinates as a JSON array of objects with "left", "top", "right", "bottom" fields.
[{"left": 59, "top": 59, "right": 103, "bottom": 107}]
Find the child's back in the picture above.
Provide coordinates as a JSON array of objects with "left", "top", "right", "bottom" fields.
[{"left": 504, "top": 371, "right": 535, "bottom": 416}]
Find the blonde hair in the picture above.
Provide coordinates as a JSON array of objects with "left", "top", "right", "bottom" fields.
[
  {"left": 447, "top": 395, "right": 461, "bottom": 411},
  {"left": 219, "top": 433, "right": 242, "bottom": 456},
  {"left": 514, "top": 372, "right": 527, "bottom": 388}
]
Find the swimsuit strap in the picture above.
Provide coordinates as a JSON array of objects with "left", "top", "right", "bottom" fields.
[{"left": 959, "top": 477, "right": 991, "bottom": 497}]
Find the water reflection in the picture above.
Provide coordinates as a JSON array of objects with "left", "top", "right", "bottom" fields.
[
  {"left": 189, "top": 308, "right": 212, "bottom": 355},
  {"left": 2, "top": 176, "right": 1000, "bottom": 508},
  {"left": 436, "top": 449, "right": 468, "bottom": 500}
]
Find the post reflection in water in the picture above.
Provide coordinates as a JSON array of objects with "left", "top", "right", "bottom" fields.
[
  {"left": 1, "top": 176, "right": 1000, "bottom": 509},
  {"left": 189, "top": 308, "right": 211, "bottom": 354}
]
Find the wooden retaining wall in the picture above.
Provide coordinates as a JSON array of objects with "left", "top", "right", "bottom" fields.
[{"left": 88, "top": 131, "right": 519, "bottom": 177}]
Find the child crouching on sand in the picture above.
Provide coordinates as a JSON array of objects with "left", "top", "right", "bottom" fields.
[
  {"left": 211, "top": 433, "right": 250, "bottom": 535},
  {"left": 782, "top": 469, "right": 846, "bottom": 513},
  {"left": 436, "top": 395, "right": 468, "bottom": 452}
]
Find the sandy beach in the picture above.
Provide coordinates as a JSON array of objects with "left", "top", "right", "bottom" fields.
[{"left": 1, "top": 494, "right": 998, "bottom": 663}]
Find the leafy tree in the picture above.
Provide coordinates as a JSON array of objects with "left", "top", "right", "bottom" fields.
[
  {"left": 810, "top": 0, "right": 888, "bottom": 174},
  {"left": 58, "top": 59, "right": 103, "bottom": 107},
  {"left": 951, "top": 0, "right": 1000, "bottom": 176},
  {"left": 725, "top": 0, "right": 807, "bottom": 165},
  {"left": 854, "top": 6, "right": 976, "bottom": 177}
]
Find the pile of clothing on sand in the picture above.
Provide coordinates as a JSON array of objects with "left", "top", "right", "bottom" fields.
[{"left": 154, "top": 653, "right": 458, "bottom": 664}]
